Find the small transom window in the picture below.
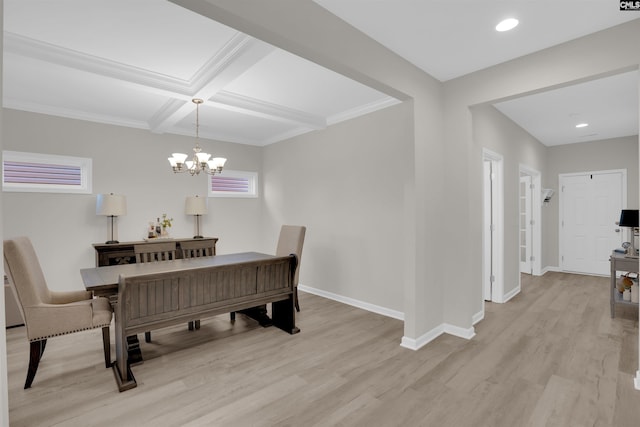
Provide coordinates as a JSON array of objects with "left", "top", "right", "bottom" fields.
[
  {"left": 2, "top": 151, "right": 92, "bottom": 194},
  {"left": 209, "top": 170, "right": 258, "bottom": 198}
]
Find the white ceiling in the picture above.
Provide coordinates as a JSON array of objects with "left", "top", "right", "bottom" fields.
[
  {"left": 3, "top": 1, "right": 639, "bottom": 147},
  {"left": 314, "top": 0, "right": 639, "bottom": 146}
]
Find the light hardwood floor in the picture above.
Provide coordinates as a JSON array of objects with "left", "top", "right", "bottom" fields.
[{"left": 6, "top": 272, "right": 640, "bottom": 426}]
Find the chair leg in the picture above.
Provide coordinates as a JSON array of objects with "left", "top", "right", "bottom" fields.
[
  {"left": 25, "top": 339, "right": 46, "bottom": 389},
  {"left": 295, "top": 287, "right": 300, "bottom": 312},
  {"left": 102, "top": 326, "right": 111, "bottom": 368},
  {"left": 230, "top": 312, "right": 236, "bottom": 321},
  {"left": 187, "top": 320, "right": 202, "bottom": 331},
  {"left": 144, "top": 332, "right": 151, "bottom": 343}
]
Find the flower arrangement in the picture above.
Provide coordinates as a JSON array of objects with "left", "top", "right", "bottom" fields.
[{"left": 161, "top": 213, "right": 173, "bottom": 229}]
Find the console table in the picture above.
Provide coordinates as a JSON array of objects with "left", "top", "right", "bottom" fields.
[
  {"left": 610, "top": 252, "right": 639, "bottom": 318},
  {"left": 92, "top": 237, "right": 218, "bottom": 267}
]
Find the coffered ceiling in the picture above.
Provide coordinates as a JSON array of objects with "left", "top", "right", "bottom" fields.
[
  {"left": 2, "top": 0, "right": 399, "bottom": 146},
  {"left": 3, "top": 1, "right": 639, "bottom": 147}
]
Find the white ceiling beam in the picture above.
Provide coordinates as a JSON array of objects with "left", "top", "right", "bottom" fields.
[
  {"left": 150, "top": 34, "right": 276, "bottom": 133},
  {"left": 211, "top": 91, "right": 326, "bottom": 129},
  {"left": 4, "top": 32, "right": 192, "bottom": 95}
]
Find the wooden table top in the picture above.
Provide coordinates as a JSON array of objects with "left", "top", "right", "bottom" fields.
[{"left": 80, "top": 252, "right": 280, "bottom": 292}]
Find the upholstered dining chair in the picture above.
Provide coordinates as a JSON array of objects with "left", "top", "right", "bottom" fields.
[
  {"left": 276, "top": 225, "right": 306, "bottom": 312},
  {"left": 3, "top": 236, "right": 113, "bottom": 389},
  {"left": 180, "top": 239, "right": 217, "bottom": 330},
  {"left": 133, "top": 241, "right": 177, "bottom": 342}
]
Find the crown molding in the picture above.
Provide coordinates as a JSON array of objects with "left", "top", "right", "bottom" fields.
[
  {"left": 327, "top": 96, "right": 401, "bottom": 126},
  {"left": 3, "top": 99, "right": 149, "bottom": 130}
]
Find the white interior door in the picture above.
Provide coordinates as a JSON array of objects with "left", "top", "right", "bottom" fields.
[
  {"left": 519, "top": 175, "right": 532, "bottom": 274},
  {"left": 560, "top": 170, "right": 625, "bottom": 275},
  {"left": 483, "top": 160, "right": 493, "bottom": 301}
]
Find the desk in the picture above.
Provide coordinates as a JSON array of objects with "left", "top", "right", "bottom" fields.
[
  {"left": 92, "top": 237, "right": 218, "bottom": 266},
  {"left": 609, "top": 252, "right": 639, "bottom": 318},
  {"left": 81, "top": 252, "right": 299, "bottom": 391}
]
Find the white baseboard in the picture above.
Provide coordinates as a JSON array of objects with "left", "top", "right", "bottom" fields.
[
  {"left": 400, "top": 325, "right": 444, "bottom": 350},
  {"left": 635, "top": 371, "right": 640, "bottom": 391},
  {"left": 297, "top": 284, "right": 404, "bottom": 320},
  {"left": 472, "top": 310, "right": 484, "bottom": 325},
  {"left": 541, "top": 266, "right": 560, "bottom": 275},
  {"left": 502, "top": 285, "right": 521, "bottom": 303},
  {"left": 491, "top": 285, "right": 519, "bottom": 304},
  {"left": 400, "top": 322, "right": 475, "bottom": 351},
  {"left": 298, "top": 285, "right": 476, "bottom": 351},
  {"left": 444, "top": 323, "right": 476, "bottom": 340}
]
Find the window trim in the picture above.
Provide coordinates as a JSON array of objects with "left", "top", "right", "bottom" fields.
[
  {"left": 2, "top": 150, "right": 92, "bottom": 194},
  {"left": 208, "top": 169, "right": 258, "bottom": 198}
]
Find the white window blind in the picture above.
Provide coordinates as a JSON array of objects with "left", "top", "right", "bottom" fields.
[
  {"left": 209, "top": 170, "right": 258, "bottom": 198},
  {"left": 2, "top": 151, "right": 92, "bottom": 194}
]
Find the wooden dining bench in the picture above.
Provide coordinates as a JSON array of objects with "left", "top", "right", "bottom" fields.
[{"left": 113, "top": 253, "right": 298, "bottom": 391}]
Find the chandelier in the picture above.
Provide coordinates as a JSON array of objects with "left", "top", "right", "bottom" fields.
[{"left": 168, "top": 98, "right": 227, "bottom": 176}]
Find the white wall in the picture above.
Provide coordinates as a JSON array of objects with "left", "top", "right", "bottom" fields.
[
  {"left": 263, "top": 102, "right": 412, "bottom": 313},
  {"left": 2, "top": 109, "right": 264, "bottom": 292}
]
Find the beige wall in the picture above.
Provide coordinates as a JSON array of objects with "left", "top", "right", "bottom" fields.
[
  {"left": 2, "top": 109, "right": 264, "bottom": 291},
  {"left": 471, "top": 105, "right": 547, "bottom": 297},
  {"left": 471, "top": 105, "right": 639, "bottom": 289},
  {"left": 263, "top": 102, "right": 412, "bottom": 312},
  {"left": 444, "top": 21, "right": 640, "bottom": 326},
  {"left": 544, "top": 136, "right": 639, "bottom": 268},
  {"left": 0, "top": 0, "right": 9, "bottom": 421}
]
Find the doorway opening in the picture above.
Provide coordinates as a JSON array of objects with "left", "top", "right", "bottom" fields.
[
  {"left": 519, "top": 165, "right": 542, "bottom": 278},
  {"left": 482, "top": 149, "right": 504, "bottom": 303}
]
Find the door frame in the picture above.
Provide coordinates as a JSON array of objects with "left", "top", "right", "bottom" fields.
[
  {"left": 559, "top": 168, "right": 627, "bottom": 273},
  {"left": 482, "top": 148, "right": 504, "bottom": 303},
  {"left": 519, "top": 164, "right": 542, "bottom": 277}
]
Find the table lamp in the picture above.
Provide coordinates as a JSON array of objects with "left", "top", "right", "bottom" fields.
[
  {"left": 185, "top": 195, "right": 208, "bottom": 239},
  {"left": 619, "top": 209, "right": 639, "bottom": 257},
  {"left": 96, "top": 193, "right": 127, "bottom": 244}
]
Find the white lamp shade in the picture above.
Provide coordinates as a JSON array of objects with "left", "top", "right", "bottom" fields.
[
  {"left": 208, "top": 157, "right": 227, "bottom": 169},
  {"left": 185, "top": 195, "right": 208, "bottom": 215},
  {"left": 171, "top": 153, "right": 188, "bottom": 163},
  {"left": 196, "top": 152, "right": 211, "bottom": 163},
  {"left": 96, "top": 193, "right": 127, "bottom": 216}
]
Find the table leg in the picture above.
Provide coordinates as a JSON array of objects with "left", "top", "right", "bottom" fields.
[
  {"left": 272, "top": 295, "right": 300, "bottom": 335},
  {"left": 611, "top": 259, "right": 616, "bottom": 318},
  {"left": 239, "top": 305, "right": 273, "bottom": 327}
]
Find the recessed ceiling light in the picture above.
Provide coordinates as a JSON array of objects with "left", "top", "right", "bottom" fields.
[
  {"left": 496, "top": 18, "right": 519, "bottom": 32},
  {"left": 576, "top": 123, "right": 589, "bottom": 128}
]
